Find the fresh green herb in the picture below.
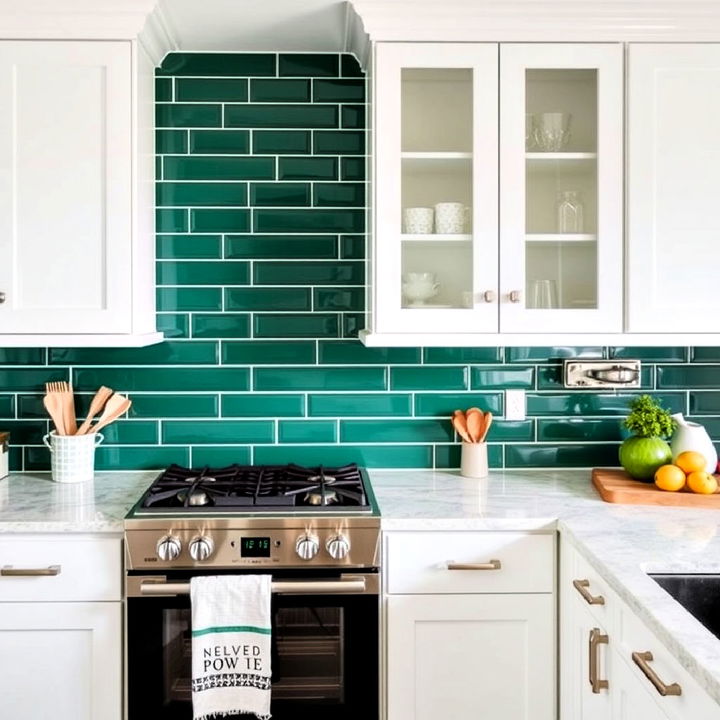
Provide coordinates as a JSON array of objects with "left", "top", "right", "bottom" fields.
[{"left": 623, "top": 395, "right": 674, "bottom": 438}]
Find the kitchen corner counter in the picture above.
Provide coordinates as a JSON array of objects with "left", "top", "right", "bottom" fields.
[
  {"left": 369, "top": 468, "right": 720, "bottom": 706},
  {"left": 0, "top": 471, "right": 157, "bottom": 533}
]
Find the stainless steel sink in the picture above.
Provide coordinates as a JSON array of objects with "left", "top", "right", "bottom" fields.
[{"left": 649, "top": 574, "right": 720, "bottom": 639}]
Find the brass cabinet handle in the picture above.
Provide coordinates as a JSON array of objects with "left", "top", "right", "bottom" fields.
[
  {"left": 589, "top": 628, "right": 609, "bottom": 693},
  {"left": 573, "top": 578, "right": 605, "bottom": 605},
  {"left": 1, "top": 565, "right": 61, "bottom": 577},
  {"left": 509, "top": 290, "right": 521, "bottom": 303},
  {"left": 447, "top": 559, "right": 501, "bottom": 570},
  {"left": 631, "top": 651, "right": 682, "bottom": 697},
  {"left": 482, "top": 290, "right": 496, "bottom": 303}
]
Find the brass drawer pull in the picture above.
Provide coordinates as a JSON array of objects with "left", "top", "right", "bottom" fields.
[
  {"left": 573, "top": 578, "right": 605, "bottom": 605},
  {"left": 589, "top": 628, "right": 609, "bottom": 693},
  {"left": 447, "top": 560, "right": 501, "bottom": 570},
  {"left": 1, "top": 565, "right": 61, "bottom": 577},
  {"left": 632, "top": 651, "right": 682, "bottom": 696}
]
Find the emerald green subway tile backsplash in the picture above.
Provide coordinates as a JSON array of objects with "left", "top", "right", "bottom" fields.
[{"left": 4, "top": 52, "right": 720, "bottom": 473}]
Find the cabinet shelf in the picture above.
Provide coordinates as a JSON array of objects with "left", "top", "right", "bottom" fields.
[
  {"left": 525, "top": 233, "right": 597, "bottom": 242},
  {"left": 402, "top": 233, "right": 472, "bottom": 242},
  {"left": 402, "top": 152, "right": 472, "bottom": 173},
  {"left": 525, "top": 152, "right": 597, "bottom": 160}
]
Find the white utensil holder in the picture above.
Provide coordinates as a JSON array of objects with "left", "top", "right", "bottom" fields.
[
  {"left": 43, "top": 431, "right": 104, "bottom": 483},
  {"left": 460, "top": 442, "right": 489, "bottom": 479}
]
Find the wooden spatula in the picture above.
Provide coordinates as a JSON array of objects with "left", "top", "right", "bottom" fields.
[
  {"left": 89, "top": 393, "right": 132, "bottom": 434},
  {"left": 466, "top": 407, "right": 484, "bottom": 443},
  {"left": 43, "top": 393, "right": 66, "bottom": 436},
  {"left": 75, "top": 386, "right": 114, "bottom": 436},
  {"left": 479, "top": 412, "right": 493, "bottom": 442},
  {"left": 452, "top": 410, "right": 473, "bottom": 444}
]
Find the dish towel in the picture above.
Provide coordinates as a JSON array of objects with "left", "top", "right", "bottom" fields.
[{"left": 191, "top": 575, "right": 272, "bottom": 720}]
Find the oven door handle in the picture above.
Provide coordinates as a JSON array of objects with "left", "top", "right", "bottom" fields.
[{"left": 137, "top": 576, "right": 370, "bottom": 597}]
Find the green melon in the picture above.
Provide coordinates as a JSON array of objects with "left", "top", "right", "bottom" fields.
[{"left": 619, "top": 436, "right": 672, "bottom": 482}]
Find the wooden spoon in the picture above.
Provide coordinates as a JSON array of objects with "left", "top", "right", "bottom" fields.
[
  {"left": 452, "top": 410, "right": 473, "bottom": 444},
  {"left": 43, "top": 393, "right": 66, "bottom": 436},
  {"left": 89, "top": 393, "right": 132, "bottom": 434},
  {"left": 479, "top": 412, "right": 493, "bottom": 442},
  {"left": 465, "top": 407, "right": 484, "bottom": 443},
  {"left": 75, "top": 386, "right": 114, "bottom": 436}
]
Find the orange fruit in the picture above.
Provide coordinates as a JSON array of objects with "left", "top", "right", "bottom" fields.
[
  {"left": 675, "top": 451, "right": 707, "bottom": 474},
  {"left": 686, "top": 471, "right": 718, "bottom": 495},
  {"left": 654, "top": 464, "right": 687, "bottom": 492}
]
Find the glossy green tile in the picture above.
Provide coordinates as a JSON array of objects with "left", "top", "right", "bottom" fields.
[
  {"left": 313, "top": 79, "right": 365, "bottom": 102},
  {"left": 527, "top": 392, "right": 685, "bottom": 417},
  {"left": 254, "top": 261, "right": 363, "bottom": 285},
  {"left": 413, "top": 393, "right": 503, "bottom": 417},
  {"left": 314, "top": 288, "right": 364, "bottom": 311},
  {"left": 318, "top": 341, "right": 418, "bottom": 365},
  {"left": 250, "top": 79, "right": 310, "bottom": 102},
  {"left": 158, "top": 53, "right": 276, "bottom": 77},
  {"left": 611, "top": 346, "right": 686, "bottom": 362},
  {"left": 254, "top": 314, "right": 339, "bottom": 338},
  {"left": 176, "top": 78, "right": 248, "bottom": 102},
  {"left": 690, "top": 392, "right": 720, "bottom": 414},
  {"left": 222, "top": 341, "right": 315, "bottom": 365},
  {"left": 0, "top": 420, "right": 47, "bottom": 445},
  {"left": 129, "top": 394, "right": 219, "bottom": 418},
  {"left": 0, "top": 395, "right": 15, "bottom": 418},
  {"left": 157, "top": 313, "right": 190, "bottom": 339},
  {"left": 156, "top": 104, "right": 221, "bottom": 128},
  {"left": 191, "top": 314, "right": 250, "bottom": 339},
  {"left": 17, "top": 395, "right": 49, "bottom": 418},
  {"left": 470, "top": 366, "right": 534, "bottom": 390},
  {"left": 505, "top": 347, "right": 604, "bottom": 363},
  {"left": 189, "top": 130, "right": 250, "bottom": 155},
  {"left": 279, "top": 420, "right": 336, "bottom": 444},
  {"left": 222, "top": 393, "right": 305, "bottom": 417},
  {"left": 483, "top": 420, "right": 534, "bottom": 442},
  {"left": 190, "top": 209, "right": 251, "bottom": 233},
  {"left": 435, "top": 443, "right": 503, "bottom": 469},
  {"left": 156, "top": 129, "right": 187, "bottom": 153},
  {"left": 253, "top": 131, "right": 311, "bottom": 155},
  {"left": 691, "top": 347, "right": 720, "bottom": 362},
  {"left": 657, "top": 366, "right": 720, "bottom": 389},
  {"left": 157, "top": 260, "right": 249, "bottom": 286},
  {"left": 192, "top": 446, "right": 251, "bottom": 467},
  {"left": 155, "top": 77, "right": 172, "bottom": 101},
  {"left": 313, "top": 130, "right": 365, "bottom": 154},
  {"left": 157, "top": 288, "right": 222, "bottom": 312},
  {"left": 341, "top": 54, "right": 363, "bottom": 77},
  {"left": 8, "top": 447, "right": 21, "bottom": 472},
  {"left": 537, "top": 419, "right": 623, "bottom": 441},
  {"left": 0, "top": 369, "right": 67, "bottom": 392},
  {"left": 163, "top": 420, "right": 274, "bottom": 444},
  {"left": 341, "top": 419, "right": 451, "bottom": 443},
  {"left": 340, "top": 157, "right": 365, "bottom": 180},
  {"left": 73, "top": 368, "right": 249, "bottom": 392},
  {"left": 537, "top": 365, "right": 653, "bottom": 390},
  {"left": 279, "top": 54, "right": 339, "bottom": 77},
  {"left": 156, "top": 182, "right": 248, "bottom": 207},
  {"left": 254, "top": 367, "right": 386, "bottom": 391},
  {"left": 254, "top": 209, "right": 363, "bottom": 234},
  {"left": 505, "top": 444, "right": 620, "bottom": 468},
  {"left": 340, "top": 235, "right": 365, "bottom": 259},
  {"left": 341, "top": 105, "right": 365, "bottom": 129},
  {"left": 25, "top": 445, "right": 190, "bottom": 471},
  {"left": 157, "top": 235, "right": 222, "bottom": 260},
  {"left": 250, "top": 183, "right": 311, "bottom": 207},
  {"left": 156, "top": 156, "right": 163, "bottom": 180},
  {"left": 254, "top": 444, "right": 433, "bottom": 469},
  {"left": 156, "top": 208, "right": 188, "bottom": 232},
  {"left": 225, "top": 104, "right": 338, "bottom": 129},
  {"left": 278, "top": 157, "right": 337, "bottom": 180},
  {"left": 0, "top": 349, "right": 45, "bottom": 364},
  {"left": 308, "top": 393, "right": 411, "bottom": 417},
  {"left": 97, "top": 420, "right": 159, "bottom": 445},
  {"left": 313, "top": 183, "right": 364, "bottom": 207},
  {"left": 424, "top": 348, "right": 502, "bottom": 364},
  {"left": 342, "top": 313, "right": 365, "bottom": 338},
  {"left": 225, "top": 287, "right": 311, "bottom": 311},
  {"left": 49, "top": 342, "right": 218, "bottom": 366},
  {"left": 391, "top": 367, "right": 467, "bottom": 391},
  {"left": 164, "top": 156, "right": 274, "bottom": 180},
  {"left": 225, "top": 234, "right": 337, "bottom": 259}
]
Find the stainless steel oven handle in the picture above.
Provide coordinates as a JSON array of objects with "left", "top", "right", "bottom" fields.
[{"left": 139, "top": 577, "right": 368, "bottom": 596}]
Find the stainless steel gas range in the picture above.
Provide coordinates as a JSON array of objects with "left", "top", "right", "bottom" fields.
[{"left": 124, "top": 463, "right": 380, "bottom": 720}]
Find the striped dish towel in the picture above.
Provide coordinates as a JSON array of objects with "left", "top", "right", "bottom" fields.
[{"left": 190, "top": 575, "right": 272, "bottom": 720}]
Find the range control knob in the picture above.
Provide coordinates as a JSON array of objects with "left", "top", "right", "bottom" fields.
[
  {"left": 156, "top": 535, "right": 182, "bottom": 561},
  {"left": 189, "top": 536, "right": 214, "bottom": 562},
  {"left": 326, "top": 535, "right": 350, "bottom": 560},
  {"left": 295, "top": 534, "right": 319, "bottom": 560}
]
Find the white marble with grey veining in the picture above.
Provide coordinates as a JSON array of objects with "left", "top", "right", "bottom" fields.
[
  {"left": 0, "top": 472, "right": 157, "bottom": 532},
  {"left": 370, "top": 468, "right": 720, "bottom": 706}
]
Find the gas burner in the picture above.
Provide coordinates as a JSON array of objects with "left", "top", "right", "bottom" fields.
[
  {"left": 305, "top": 488, "right": 338, "bottom": 506},
  {"left": 308, "top": 474, "right": 336, "bottom": 485}
]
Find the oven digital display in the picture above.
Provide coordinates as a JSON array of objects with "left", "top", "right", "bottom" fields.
[{"left": 240, "top": 537, "right": 271, "bottom": 557}]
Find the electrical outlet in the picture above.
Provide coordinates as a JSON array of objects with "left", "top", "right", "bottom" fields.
[{"left": 505, "top": 389, "right": 526, "bottom": 421}]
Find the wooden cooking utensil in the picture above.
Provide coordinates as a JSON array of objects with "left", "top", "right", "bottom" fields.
[
  {"left": 479, "top": 412, "right": 493, "bottom": 442},
  {"left": 465, "top": 408, "right": 483, "bottom": 443},
  {"left": 75, "top": 386, "right": 114, "bottom": 436},
  {"left": 452, "top": 410, "right": 473, "bottom": 444},
  {"left": 89, "top": 393, "right": 132, "bottom": 434},
  {"left": 43, "top": 393, "right": 66, "bottom": 436}
]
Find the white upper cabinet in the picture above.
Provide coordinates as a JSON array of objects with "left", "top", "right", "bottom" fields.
[{"left": 627, "top": 44, "right": 720, "bottom": 333}]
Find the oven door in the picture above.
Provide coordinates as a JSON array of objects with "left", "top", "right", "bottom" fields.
[{"left": 126, "top": 570, "right": 379, "bottom": 720}]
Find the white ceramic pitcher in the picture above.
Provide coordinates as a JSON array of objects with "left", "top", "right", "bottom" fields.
[{"left": 670, "top": 413, "right": 717, "bottom": 474}]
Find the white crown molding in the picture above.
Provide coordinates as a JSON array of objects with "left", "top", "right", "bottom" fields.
[
  {"left": 350, "top": 0, "right": 720, "bottom": 41},
  {"left": 345, "top": 3, "right": 371, "bottom": 70},
  {"left": 138, "top": 0, "right": 178, "bottom": 65}
]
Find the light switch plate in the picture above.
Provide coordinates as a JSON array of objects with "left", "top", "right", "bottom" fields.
[{"left": 505, "top": 389, "right": 526, "bottom": 421}]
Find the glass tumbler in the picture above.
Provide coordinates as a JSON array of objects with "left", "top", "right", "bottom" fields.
[
  {"left": 529, "top": 279, "right": 559, "bottom": 309},
  {"left": 533, "top": 112, "right": 571, "bottom": 151},
  {"left": 556, "top": 191, "right": 584, "bottom": 233}
]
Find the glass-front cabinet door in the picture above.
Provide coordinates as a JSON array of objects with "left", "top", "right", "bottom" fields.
[
  {"left": 499, "top": 44, "right": 623, "bottom": 333},
  {"left": 373, "top": 43, "right": 499, "bottom": 335}
]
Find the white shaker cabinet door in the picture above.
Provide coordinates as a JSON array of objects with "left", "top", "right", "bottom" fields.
[
  {"left": 0, "top": 41, "right": 132, "bottom": 334},
  {"left": 627, "top": 44, "right": 720, "bottom": 332}
]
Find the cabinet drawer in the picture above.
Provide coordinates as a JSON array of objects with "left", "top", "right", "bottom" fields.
[
  {"left": 385, "top": 532, "right": 554, "bottom": 594},
  {"left": 569, "top": 548, "right": 613, "bottom": 626},
  {"left": 0, "top": 535, "right": 121, "bottom": 601}
]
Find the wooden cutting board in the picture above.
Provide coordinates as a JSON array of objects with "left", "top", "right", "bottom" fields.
[{"left": 592, "top": 468, "right": 720, "bottom": 508}]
